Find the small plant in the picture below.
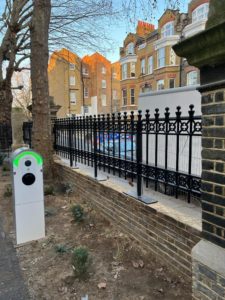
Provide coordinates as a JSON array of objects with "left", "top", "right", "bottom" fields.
[
  {"left": 55, "top": 244, "right": 69, "bottom": 254},
  {"left": 0, "top": 153, "right": 6, "bottom": 166},
  {"left": 72, "top": 247, "right": 90, "bottom": 279},
  {"left": 71, "top": 204, "right": 84, "bottom": 222},
  {"left": 44, "top": 185, "right": 54, "bottom": 196},
  {"left": 2, "top": 165, "right": 10, "bottom": 172},
  {"left": 4, "top": 184, "right": 12, "bottom": 198},
  {"left": 45, "top": 207, "right": 56, "bottom": 217}
]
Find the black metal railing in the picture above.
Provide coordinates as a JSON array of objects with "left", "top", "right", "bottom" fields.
[
  {"left": 49, "top": 105, "right": 202, "bottom": 203},
  {"left": 0, "top": 123, "right": 12, "bottom": 157},
  {"left": 23, "top": 121, "right": 32, "bottom": 148}
]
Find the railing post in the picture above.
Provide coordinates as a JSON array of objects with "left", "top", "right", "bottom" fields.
[
  {"left": 154, "top": 108, "right": 159, "bottom": 191},
  {"left": 68, "top": 117, "right": 73, "bottom": 167},
  {"left": 188, "top": 104, "right": 195, "bottom": 203},
  {"left": 93, "top": 115, "right": 98, "bottom": 179},
  {"left": 136, "top": 110, "right": 143, "bottom": 197},
  {"left": 175, "top": 106, "right": 181, "bottom": 199}
]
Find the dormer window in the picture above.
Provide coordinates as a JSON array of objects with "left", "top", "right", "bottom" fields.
[
  {"left": 192, "top": 3, "right": 209, "bottom": 23},
  {"left": 161, "top": 21, "right": 174, "bottom": 38},
  {"left": 126, "top": 42, "right": 134, "bottom": 55}
]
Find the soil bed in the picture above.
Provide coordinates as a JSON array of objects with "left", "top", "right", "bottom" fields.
[{"left": 0, "top": 170, "right": 191, "bottom": 299}]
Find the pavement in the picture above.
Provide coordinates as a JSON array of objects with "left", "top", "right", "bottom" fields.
[{"left": 0, "top": 169, "right": 30, "bottom": 300}]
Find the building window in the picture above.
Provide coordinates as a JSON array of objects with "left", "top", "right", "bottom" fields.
[
  {"left": 122, "top": 64, "right": 127, "bottom": 80},
  {"left": 84, "top": 87, "right": 88, "bottom": 98},
  {"left": 82, "top": 67, "right": 88, "bottom": 75},
  {"left": 169, "top": 78, "right": 175, "bottom": 89},
  {"left": 102, "top": 66, "right": 106, "bottom": 74},
  {"left": 187, "top": 71, "right": 198, "bottom": 86},
  {"left": 70, "top": 91, "right": 76, "bottom": 104},
  {"left": 113, "top": 72, "right": 117, "bottom": 79},
  {"left": 70, "top": 76, "right": 75, "bottom": 86},
  {"left": 130, "top": 88, "right": 135, "bottom": 105},
  {"left": 101, "top": 94, "right": 106, "bottom": 106},
  {"left": 126, "top": 42, "right": 134, "bottom": 55},
  {"left": 161, "top": 21, "right": 174, "bottom": 38},
  {"left": 84, "top": 106, "right": 89, "bottom": 114},
  {"left": 70, "top": 63, "right": 75, "bottom": 70},
  {"left": 170, "top": 48, "right": 176, "bottom": 65},
  {"left": 148, "top": 56, "right": 153, "bottom": 74},
  {"left": 122, "top": 89, "right": 127, "bottom": 106},
  {"left": 192, "top": 3, "right": 209, "bottom": 23},
  {"left": 157, "top": 79, "right": 165, "bottom": 90},
  {"left": 141, "top": 58, "right": 145, "bottom": 75},
  {"left": 130, "top": 62, "right": 135, "bottom": 78},
  {"left": 157, "top": 48, "right": 165, "bottom": 68},
  {"left": 113, "top": 90, "right": 117, "bottom": 99},
  {"left": 102, "top": 79, "right": 106, "bottom": 88}
]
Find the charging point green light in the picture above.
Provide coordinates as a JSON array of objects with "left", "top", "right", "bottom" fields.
[{"left": 13, "top": 151, "right": 43, "bottom": 168}]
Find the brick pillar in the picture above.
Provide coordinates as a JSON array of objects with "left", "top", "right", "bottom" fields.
[{"left": 174, "top": 1, "right": 225, "bottom": 298}]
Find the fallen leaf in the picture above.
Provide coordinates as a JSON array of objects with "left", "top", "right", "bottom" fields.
[
  {"left": 132, "top": 261, "right": 139, "bottom": 269},
  {"left": 98, "top": 282, "right": 107, "bottom": 289},
  {"left": 138, "top": 260, "right": 144, "bottom": 268}
]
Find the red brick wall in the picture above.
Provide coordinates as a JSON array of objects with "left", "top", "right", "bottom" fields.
[{"left": 54, "top": 161, "right": 201, "bottom": 279}]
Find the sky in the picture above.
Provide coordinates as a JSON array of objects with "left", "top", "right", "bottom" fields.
[
  {"left": 83, "top": 0, "right": 190, "bottom": 62},
  {"left": 0, "top": 0, "right": 190, "bottom": 63}
]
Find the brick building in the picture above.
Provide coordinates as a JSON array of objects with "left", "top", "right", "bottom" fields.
[
  {"left": 119, "top": 0, "right": 209, "bottom": 113},
  {"left": 48, "top": 48, "right": 83, "bottom": 117},
  {"left": 48, "top": 49, "right": 120, "bottom": 117}
]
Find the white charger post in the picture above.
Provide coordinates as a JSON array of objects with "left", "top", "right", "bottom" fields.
[{"left": 12, "top": 148, "right": 45, "bottom": 245}]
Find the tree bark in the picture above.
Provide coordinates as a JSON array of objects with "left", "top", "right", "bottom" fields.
[{"left": 30, "top": 0, "right": 53, "bottom": 179}]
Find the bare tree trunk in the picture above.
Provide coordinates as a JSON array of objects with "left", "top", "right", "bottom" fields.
[{"left": 30, "top": 0, "right": 52, "bottom": 179}]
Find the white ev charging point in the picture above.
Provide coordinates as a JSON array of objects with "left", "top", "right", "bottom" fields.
[{"left": 12, "top": 148, "right": 45, "bottom": 245}]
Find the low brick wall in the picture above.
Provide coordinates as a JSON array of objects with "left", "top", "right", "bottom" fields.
[{"left": 54, "top": 160, "right": 201, "bottom": 279}]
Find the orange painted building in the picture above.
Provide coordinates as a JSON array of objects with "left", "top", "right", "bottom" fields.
[{"left": 48, "top": 50, "right": 121, "bottom": 117}]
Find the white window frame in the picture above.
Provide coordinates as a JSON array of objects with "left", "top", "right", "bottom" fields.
[
  {"left": 141, "top": 58, "right": 146, "bottom": 75},
  {"left": 112, "top": 89, "right": 117, "bottom": 100},
  {"left": 157, "top": 48, "right": 165, "bottom": 68},
  {"left": 130, "top": 88, "right": 135, "bottom": 105},
  {"left": 192, "top": 3, "right": 209, "bottom": 23},
  {"left": 157, "top": 79, "right": 165, "bottom": 90},
  {"left": 82, "top": 67, "right": 88, "bottom": 75},
  {"left": 101, "top": 94, "right": 106, "bottom": 106},
  {"left": 84, "top": 87, "right": 88, "bottom": 98},
  {"left": 122, "top": 89, "right": 127, "bottom": 106},
  {"left": 161, "top": 21, "right": 174, "bottom": 38},
  {"left": 70, "top": 76, "right": 75, "bottom": 86},
  {"left": 102, "top": 79, "right": 106, "bottom": 88},
  {"left": 102, "top": 66, "right": 106, "bottom": 74},
  {"left": 130, "top": 62, "right": 136, "bottom": 78},
  {"left": 187, "top": 71, "right": 198, "bottom": 86},
  {"left": 126, "top": 42, "right": 134, "bottom": 55},
  {"left": 122, "top": 64, "right": 127, "bottom": 80},
  {"left": 113, "top": 72, "right": 117, "bottom": 79},
  {"left": 69, "top": 63, "right": 75, "bottom": 70},
  {"left": 148, "top": 56, "right": 153, "bottom": 74},
  {"left": 70, "top": 91, "right": 76, "bottom": 104}
]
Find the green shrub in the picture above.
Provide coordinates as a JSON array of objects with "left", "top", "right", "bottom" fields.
[
  {"left": 72, "top": 247, "right": 90, "bottom": 279},
  {"left": 2, "top": 165, "right": 10, "bottom": 172},
  {"left": 55, "top": 244, "right": 69, "bottom": 254},
  {"left": 4, "top": 184, "right": 12, "bottom": 197},
  {"left": 44, "top": 185, "right": 54, "bottom": 196},
  {"left": 0, "top": 153, "right": 6, "bottom": 166},
  {"left": 71, "top": 204, "right": 84, "bottom": 222}
]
